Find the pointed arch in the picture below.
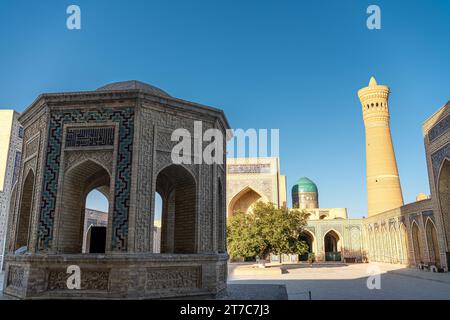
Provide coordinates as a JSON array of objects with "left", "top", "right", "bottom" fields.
[
  {"left": 298, "top": 229, "right": 316, "bottom": 260},
  {"left": 227, "top": 186, "right": 266, "bottom": 216},
  {"left": 324, "top": 228, "right": 342, "bottom": 261},
  {"left": 350, "top": 226, "right": 362, "bottom": 254},
  {"left": 15, "top": 168, "right": 35, "bottom": 251},
  {"left": 411, "top": 221, "right": 423, "bottom": 265},
  {"left": 425, "top": 217, "right": 441, "bottom": 268},
  {"left": 57, "top": 159, "right": 111, "bottom": 253},
  {"left": 437, "top": 158, "right": 450, "bottom": 249},
  {"left": 156, "top": 164, "right": 197, "bottom": 254},
  {"left": 155, "top": 163, "right": 198, "bottom": 187},
  {"left": 66, "top": 157, "right": 112, "bottom": 177},
  {"left": 389, "top": 225, "right": 398, "bottom": 263},
  {"left": 393, "top": 223, "right": 402, "bottom": 264}
]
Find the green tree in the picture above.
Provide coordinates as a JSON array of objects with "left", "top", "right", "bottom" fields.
[
  {"left": 227, "top": 209, "right": 268, "bottom": 259},
  {"left": 227, "top": 201, "right": 309, "bottom": 260}
]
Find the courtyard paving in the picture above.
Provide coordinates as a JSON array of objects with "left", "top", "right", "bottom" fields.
[{"left": 228, "top": 262, "right": 450, "bottom": 300}]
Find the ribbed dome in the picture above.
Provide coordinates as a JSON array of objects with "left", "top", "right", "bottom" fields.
[
  {"left": 292, "top": 177, "right": 318, "bottom": 193},
  {"left": 96, "top": 80, "right": 170, "bottom": 97}
]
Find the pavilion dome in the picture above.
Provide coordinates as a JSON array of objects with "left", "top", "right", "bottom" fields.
[
  {"left": 96, "top": 80, "right": 170, "bottom": 97},
  {"left": 292, "top": 177, "right": 318, "bottom": 193}
]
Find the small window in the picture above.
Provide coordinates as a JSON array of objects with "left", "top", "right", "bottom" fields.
[{"left": 18, "top": 127, "right": 24, "bottom": 138}]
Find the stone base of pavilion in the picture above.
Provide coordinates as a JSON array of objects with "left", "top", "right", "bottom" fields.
[{"left": 2, "top": 253, "right": 227, "bottom": 299}]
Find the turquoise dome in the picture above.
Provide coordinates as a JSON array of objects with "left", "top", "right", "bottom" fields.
[{"left": 292, "top": 177, "right": 318, "bottom": 193}]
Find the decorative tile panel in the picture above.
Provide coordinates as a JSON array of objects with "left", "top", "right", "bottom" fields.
[
  {"left": 429, "top": 114, "right": 450, "bottom": 142},
  {"left": 65, "top": 127, "right": 115, "bottom": 148},
  {"left": 431, "top": 143, "right": 450, "bottom": 178},
  {"left": 38, "top": 108, "right": 134, "bottom": 251}
]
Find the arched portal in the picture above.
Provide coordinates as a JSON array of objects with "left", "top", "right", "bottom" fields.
[
  {"left": 298, "top": 230, "right": 315, "bottom": 261},
  {"left": 15, "top": 170, "right": 35, "bottom": 251},
  {"left": 58, "top": 160, "right": 111, "bottom": 254},
  {"left": 156, "top": 164, "right": 197, "bottom": 254},
  {"left": 411, "top": 221, "right": 423, "bottom": 265},
  {"left": 425, "top": 219, "right": 441, "bottom": 268},
  {"left": 228, "top": 187, "right": 262, "bottom": 215},
  {"left": 324, "top": 230, "right": 341, "bottom": 262},
  {"left": 437, "top": 159, "right": 449, "bottom": 249}
]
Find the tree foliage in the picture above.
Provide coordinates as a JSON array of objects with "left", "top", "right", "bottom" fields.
[{"left": 227, "top": 201, "right": 310, "bottom": 260}]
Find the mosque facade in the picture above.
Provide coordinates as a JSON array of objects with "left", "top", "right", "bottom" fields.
[
  {"left": 226, "top": 78, "right": 450, "bottom": 271},
  {"left": 227, "top": 160, "right": 365, "bottom": 263}
]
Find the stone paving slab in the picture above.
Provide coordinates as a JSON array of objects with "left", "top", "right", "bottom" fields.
[
  {"left": 232, "top": 265, "right": 283, "bottom": 276},
  {"left": 218, "top": 284, "right": 288, "bottom": 300},
  {"left": 172, "top": 284, "right": 288, "bottom": 300}
]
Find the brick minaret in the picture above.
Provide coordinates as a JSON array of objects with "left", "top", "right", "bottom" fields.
[{"left": 358, "top": 77, "right": 403, "bottom": 217}]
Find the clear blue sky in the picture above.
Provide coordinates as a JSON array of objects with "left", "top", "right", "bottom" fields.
[{"left": 1, "top": 0, "right": 450, "bottom": 218}]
